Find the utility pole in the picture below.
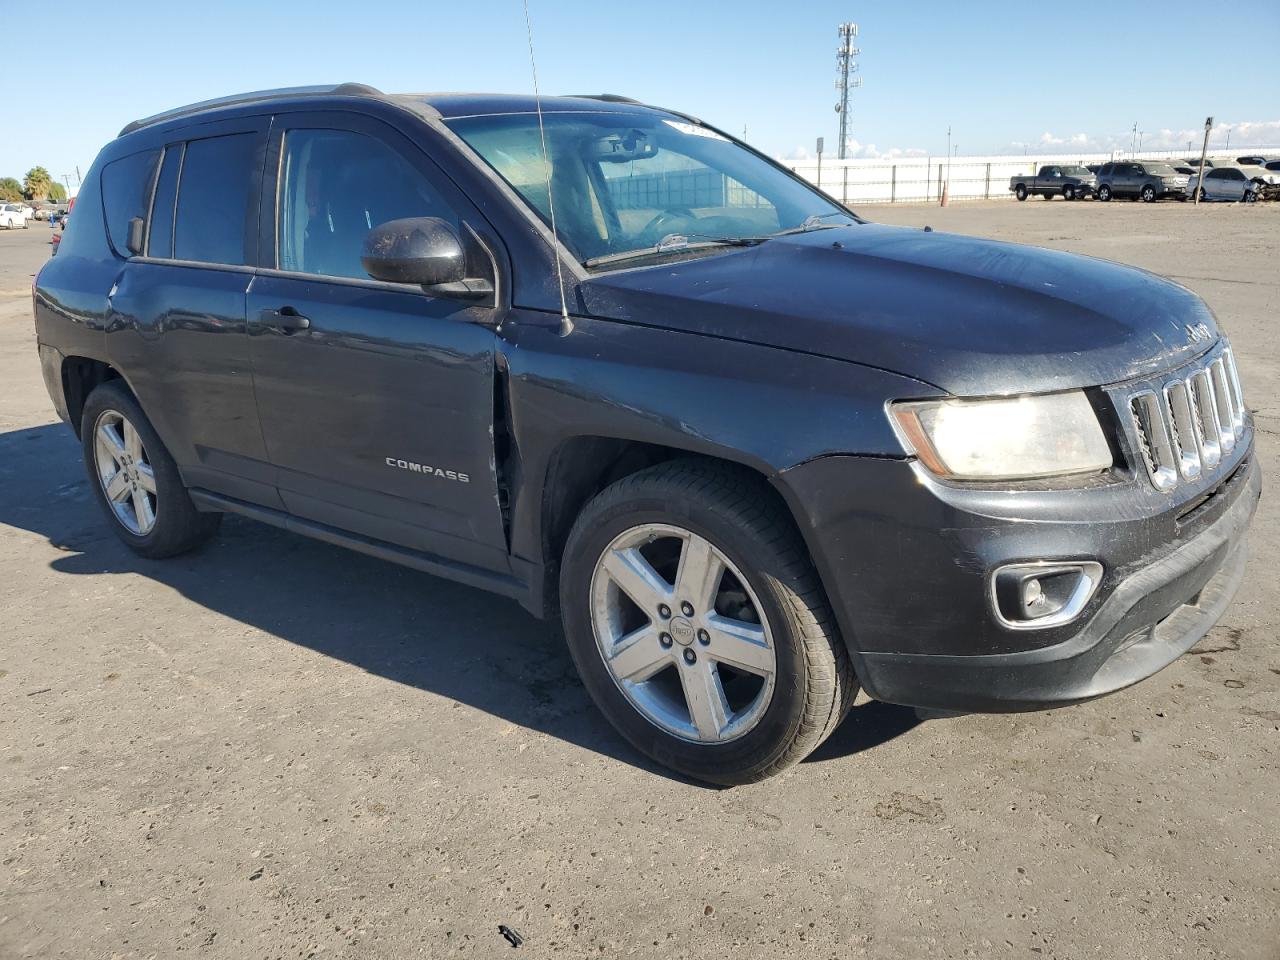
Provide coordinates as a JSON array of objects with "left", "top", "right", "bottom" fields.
[
  {"left": 946, "top": 127, "right": 952, "bottom": 185},
  {"left": 816, "top": 137, "right": 824, "bottom": 191},
  {"left": 1131, "top": 122, "right": 1138, "bottom": 155},
  {"left": 834, "top": 22, "right": 861, "bottom": 160},
  {"left": 1194, "top": 116, "right": 1213, "bottom": 206}
]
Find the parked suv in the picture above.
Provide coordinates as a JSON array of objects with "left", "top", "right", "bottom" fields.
[
  {"left": 33, "top": 85, "right": 1260, "bottom": 784},
  {"left": 1095, "top": 161, "right": 1190, "bottom": 201}
]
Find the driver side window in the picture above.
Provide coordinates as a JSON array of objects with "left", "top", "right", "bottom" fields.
[{"left": 278, "top": 127, "right": 460, "bottom": 280}]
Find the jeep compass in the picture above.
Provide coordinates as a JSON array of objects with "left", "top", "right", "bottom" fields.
[{"left": 32, "top": 84, "right": 1260, "bottom": 784}]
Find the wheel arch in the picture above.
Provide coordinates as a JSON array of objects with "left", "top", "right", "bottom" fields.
[
  {"left": 526, "top": 435, "right": 805, "bottom": 618},
  {"left": 61, "top": 356, "right": 126, "bottom": 438}
]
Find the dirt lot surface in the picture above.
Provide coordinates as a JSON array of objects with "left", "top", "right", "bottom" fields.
[{"left": 2, "top": 201, "right": 1277, "bottom": 960}]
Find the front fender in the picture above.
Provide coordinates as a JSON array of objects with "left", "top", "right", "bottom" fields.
[{"left": 499, "top": 311, "right": 939, "bottom": 564}]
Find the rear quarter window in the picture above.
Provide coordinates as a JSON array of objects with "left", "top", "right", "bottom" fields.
[{"left": 100, "top": 149, "right": 161, "bottom": 258}]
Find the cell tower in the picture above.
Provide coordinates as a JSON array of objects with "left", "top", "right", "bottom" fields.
[{"left": 834, "top": 22, "right": 862, "bottom": 159}]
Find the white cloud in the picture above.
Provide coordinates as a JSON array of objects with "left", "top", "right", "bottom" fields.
[
  {"left": 1010, "top": 119, "right": 1280, "bottom": 155},
  {"left": 783, "top": 139, "right": 927, "bottom": 162}
]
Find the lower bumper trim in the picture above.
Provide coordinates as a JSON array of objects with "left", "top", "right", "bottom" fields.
[{"left": 859, "top": 459, "right": 1260, "bottom": 712}]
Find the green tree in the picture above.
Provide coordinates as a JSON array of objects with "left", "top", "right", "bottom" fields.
[
  {"left": 0, "top": 177, "right": 23, "bottom": 201},
  {"left": 47, "top": 181, "right": 67, "bottom": 202},
  {"left": 23, "top": 166, "right": 53, "bottom": 200}
]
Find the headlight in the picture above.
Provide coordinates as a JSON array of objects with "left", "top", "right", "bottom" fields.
[{"left": 890, "top": 391, "right": 1113, "bottom": 480}]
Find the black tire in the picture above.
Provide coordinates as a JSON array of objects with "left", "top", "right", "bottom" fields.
[
  {"left": 1198, "top": 187, "right": 1207, "bottom": 201},
  {"left": 1244, "top": 189, "right": 1257, "bottom": 204},
  {"left": 81, "top": 380, "right": 220, "bottom": 558},
  {"left": 559, "top": 460, "right": 857, "bottom": 785},
  {"left": 1042, "top": 191, "right": 1053, "bottom": 199},
  {"left": 1098, "top": 184, "right": 1112, "bottom": 201},
  {"left": 1141, "top": 184, "right": 1156, "bottom": 203},
  {"left": 1015, "top": 184, "right": 1027, "bottom": 201},
  {"left": 1063, "top": 185, "right": 1075, "bottom": 201}
]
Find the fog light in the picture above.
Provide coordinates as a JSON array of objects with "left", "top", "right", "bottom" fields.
[
  {"left": 991, "top": 561, "right": 1103, "bottom": 630},
  {"left": 1022, "top": 578, "right": 1045, "bottom": 612}
]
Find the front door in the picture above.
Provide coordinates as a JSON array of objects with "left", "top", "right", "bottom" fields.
[{"left": 245, "top": 111, "right": 509, "bottom": 573}]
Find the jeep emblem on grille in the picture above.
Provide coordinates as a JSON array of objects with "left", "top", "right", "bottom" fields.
[{"left": 1185, "top": 322, "right": 1212, "bottom": 344}]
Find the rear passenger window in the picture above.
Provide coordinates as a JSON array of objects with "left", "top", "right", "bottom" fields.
[
  {"left": 100, "top": 149, "right": 160, "bottom": 258},
  {"left": 277, "top": 128, "right": 459, "bottom": 280},
  {"left": 174, "top": 133, "right": 257, "bottom": 265}
]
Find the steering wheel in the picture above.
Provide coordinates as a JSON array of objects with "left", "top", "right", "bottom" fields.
[{"left": 641, "top": 207, "right": 697, "bottom": 239}]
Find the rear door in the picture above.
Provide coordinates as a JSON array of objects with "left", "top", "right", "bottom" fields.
[
  {"left": 1114, "top": 163, "right": 1137, "bottom": 195},
  {"left": 104, "top": 118, "right": 279, "bottom": 507},
  {"left": 245, "top": 110, "right": 509, "bottom": 573}
]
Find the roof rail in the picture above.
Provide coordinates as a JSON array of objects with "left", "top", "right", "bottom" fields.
[
  {"left": 118, "top": 83, "right": 385, "bottom": 137},
  {"left": 566, "top": 93, "right": 642, "bottom": 104}
]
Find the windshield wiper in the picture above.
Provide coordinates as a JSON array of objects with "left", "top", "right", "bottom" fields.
[
  {"left": 771, "top": 211, "right": 857, "bottom": 237},
  {"left": 584, "top": 233, "right": 768, "bottom": 268}
]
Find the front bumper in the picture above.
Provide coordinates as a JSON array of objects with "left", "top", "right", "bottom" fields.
[{"left": 776, "top": 439, "right": 1259, "bottom": 713}]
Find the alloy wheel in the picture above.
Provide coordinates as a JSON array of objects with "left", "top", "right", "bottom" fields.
[
  {"left": 93, "top": 410, "right": 158, "bottom": 536},
  {"left": 588, "top": 523, "right": 777, "bottom": 744}
]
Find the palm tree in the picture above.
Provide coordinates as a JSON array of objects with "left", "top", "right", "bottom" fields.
[{"left": 23, "top": 166, "right": 53, "bottom": 201}]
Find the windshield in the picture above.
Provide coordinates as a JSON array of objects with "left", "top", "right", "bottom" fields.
[
  {"left": 1143, "top": 163, "right": 1179, "bottom": 176},
  {"left": 447, "top": 112, "right": 856, "bottom": 266}
]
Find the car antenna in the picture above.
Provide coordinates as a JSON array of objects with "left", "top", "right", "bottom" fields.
[{"left": 522, "top": 0, "right": 573, "bottom": 337}]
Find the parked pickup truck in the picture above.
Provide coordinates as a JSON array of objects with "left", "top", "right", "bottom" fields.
[
  {"left": 1010, "top": 165, "right": 1097, "bottom": 201},
  {"left": 33, "top": 84, "right": 1260, "bottom": 785}
]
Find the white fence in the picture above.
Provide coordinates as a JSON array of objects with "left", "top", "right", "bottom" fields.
[{"left": 787, "top": 146, "right": 1280, "bottom": 204}]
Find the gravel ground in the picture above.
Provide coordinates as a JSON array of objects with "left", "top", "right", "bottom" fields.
[{"left": 1, "top": 200, "right": 1277, "bottom": 960}]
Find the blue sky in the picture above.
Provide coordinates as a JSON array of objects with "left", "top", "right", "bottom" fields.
[{"left": 4, "top": 0, "right": 1278, "bottom": 189}]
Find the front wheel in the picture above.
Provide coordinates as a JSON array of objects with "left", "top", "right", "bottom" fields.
[
  {"left": 1098, "top": 184, "right": 1112, "bottom": 201},
  {"left": 560, "top": 460, "right": 856, "bottom": 785},
  {"left": 1141, "top": 184, "right": 1156, "bottom": 202},
  {"left": 1063, "top": 185, "right": 1076, "bottom": 201},
  {"left": 1244, "top": 190, "right": 1257, "bottom": 203},
  {"left": 82, "top": 381, "right": 220, "bottom": 558}
]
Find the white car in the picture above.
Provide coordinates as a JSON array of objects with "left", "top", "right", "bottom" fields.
[
  {"left": 0, "top": 203, "right": 30, "bottom": 228},
  {"left": 1189, "top": 167, "right": 1265, "bottom": 202}
]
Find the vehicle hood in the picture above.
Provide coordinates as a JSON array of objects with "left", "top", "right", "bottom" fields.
[{"left": 579, "top": 224, "right": 1218, "bottom": 396}]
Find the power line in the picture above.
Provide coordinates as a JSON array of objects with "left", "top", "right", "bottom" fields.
[{"left": 834, "top": 22, "right": 862, "bottom": 160}]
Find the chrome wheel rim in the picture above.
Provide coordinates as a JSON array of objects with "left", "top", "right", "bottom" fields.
[
  {"left": 93, "top": 410, "right": 158, "bottom": 536},
  {"left": 589, "top": 523, "right": 776, "bottom": 744}
]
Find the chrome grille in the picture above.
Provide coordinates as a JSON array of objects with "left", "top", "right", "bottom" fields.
[{"left": 1127, "top": 344, "right": 1246, "bottom": 491}]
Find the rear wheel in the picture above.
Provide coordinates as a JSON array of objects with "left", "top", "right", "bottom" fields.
[
  {"left": 1015, "top": 184, "right": 1028, "bottom": 201},
  {"left": 82, "top": 381, "right": 220, "bottom": 558},
  {"left": 1098, "top": 184, "right": 1112, "bottom": 201},
  {"left": 560, "top": 460, "right": 856, "bottom": 785}
]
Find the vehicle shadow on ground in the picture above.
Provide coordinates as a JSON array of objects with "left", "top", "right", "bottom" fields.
[{"left": 0, "top": 423, "right": 922, "bottom": 784}]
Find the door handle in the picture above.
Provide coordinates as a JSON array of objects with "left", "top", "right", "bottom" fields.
[{"left": 258, "top": 306, "right": 311, "bottom": 332}]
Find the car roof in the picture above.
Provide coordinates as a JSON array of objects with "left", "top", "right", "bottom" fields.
[{"left": 118, "top": 83, "right": 685, "bottom": 137}]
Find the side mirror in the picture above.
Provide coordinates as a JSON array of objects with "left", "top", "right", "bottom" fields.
[{"left": 361, "top": 217, "right": 485, "bottom": 293}]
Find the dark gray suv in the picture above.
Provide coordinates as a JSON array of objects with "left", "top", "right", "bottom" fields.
[
  {"left": 31, "top": 84, "right": 1259, "bottom": 783},
  {"left": 1095, "top": 161, "right": 1191, "bottom": 202}
]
